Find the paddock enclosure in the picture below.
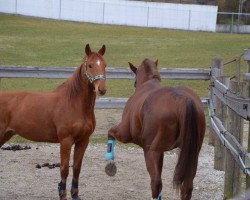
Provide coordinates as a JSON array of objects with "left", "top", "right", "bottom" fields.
[
  {"left": 0, "top": 64, "right": 222, "bottom": 199},
  {"left": 1, "top": 51, "right": 250, "bottom": 199}
]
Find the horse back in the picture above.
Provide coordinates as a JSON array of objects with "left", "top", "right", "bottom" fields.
[{"left": 142, "top": 86, "right": 204, "bottom": 122}]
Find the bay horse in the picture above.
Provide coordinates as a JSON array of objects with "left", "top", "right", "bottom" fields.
[
  {"left": 104, "top": 59, "right": 205, "bottom": 200},
  {"left": 0, "top": 44, "right": 107, "bottom": 200}
]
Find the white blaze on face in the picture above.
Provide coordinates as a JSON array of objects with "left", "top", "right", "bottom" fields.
[
  {"left": 93, "top": 60, "right": 103, "bottom": 94},
  {"left": 96, "top": 60, "right": 101, "bottom": 66}
]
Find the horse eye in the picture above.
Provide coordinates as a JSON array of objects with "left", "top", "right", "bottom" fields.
[{"left": 88, "top": 64, "right": 92, "bottom": 68}]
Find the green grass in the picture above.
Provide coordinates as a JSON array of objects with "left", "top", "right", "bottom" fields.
[
  {"left": 9, "top": 134, "right": 139, "bottom": 149},
  {"left": 10, "top": 135, "right": 30, "bottom": 143},
  {"left": 8, "top": 134, "right": 107, "bottom": 144},
  {"left": 89, "top": 135, "right": 138, "bottom": 148},
  {"left": 1, "top": 14, "right": 249, "bottom": 68}
]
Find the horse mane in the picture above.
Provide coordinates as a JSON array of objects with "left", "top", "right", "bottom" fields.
[
  {"left": 143, "top": 58, "right": 161, "bottom": 81},
  {"left": 54, "top": 65, "right": 86, "bottom": 99}
]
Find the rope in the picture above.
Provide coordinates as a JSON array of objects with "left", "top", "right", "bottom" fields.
[{"left": 223, "top": 59, "right": 237, "bottom": 66}]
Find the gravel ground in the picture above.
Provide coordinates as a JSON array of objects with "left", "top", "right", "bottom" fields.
[{"left": 0, "top": 109, "right": 225, "bottom": 200}]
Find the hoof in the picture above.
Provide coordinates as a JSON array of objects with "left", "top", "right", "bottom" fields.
[{"left": 105, "top": 160, "right": 117, "bottom": 176}]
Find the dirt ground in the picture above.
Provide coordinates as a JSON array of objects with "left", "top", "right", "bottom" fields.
[{"left": 0, "top": 109, "right": 225, "bottom": 200}]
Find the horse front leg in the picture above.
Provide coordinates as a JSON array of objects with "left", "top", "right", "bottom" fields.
[
  {"left": 71, "top": 138, "right": 89, "bottom": 200},
  {"left": 58, "top": 137, "right": 73, "bottom": 200},
  {"left": 144, "top": 149, "right": 164, "bottom": 200}
]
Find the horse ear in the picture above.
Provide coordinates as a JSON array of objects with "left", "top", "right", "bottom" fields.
[
  {"left": 85, "top": 44, "right": 92, "bottom": 56},
  {"left": 155, "top": 59, "right": 158, "bottom": 67},
  {"left": 128, "top": 62, "right": 137, "bottom": 74},
  {"left": 98, "top": 45, "right": 106, "bottom": 56}
]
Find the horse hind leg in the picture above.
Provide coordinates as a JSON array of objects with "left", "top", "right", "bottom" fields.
[{"left": 144, "top": 149, "right": 164, "bottom": 200}]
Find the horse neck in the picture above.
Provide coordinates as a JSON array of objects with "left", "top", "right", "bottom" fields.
[
  {"left": 82, "top": 81, "right": 96, "bottom": 112},
  {"left": 136, "top": 78, "right": 160, "bottom": 91},
  {"left": 55, "top": 67, "right": 96, "bottom": 111}
]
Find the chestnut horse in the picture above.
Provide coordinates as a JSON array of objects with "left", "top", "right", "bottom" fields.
[
  {"left": 105, "top": 59, "right": 205, "bottom": 200},
  {"left": 0, "top": 44, "right": 107, "bottom": 200}
]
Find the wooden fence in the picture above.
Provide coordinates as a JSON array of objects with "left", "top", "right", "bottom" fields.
[
  {"left": 208, "top": 49, "right": 250, "bottom": 199},
  {"left": 0, "top": 65, "right": 209, "bottom": 108}
]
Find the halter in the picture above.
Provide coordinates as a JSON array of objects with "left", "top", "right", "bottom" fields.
[{"left": 83, "top": 57, "right": 106, "bottom": 82}]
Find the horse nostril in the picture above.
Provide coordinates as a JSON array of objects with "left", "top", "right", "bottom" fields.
[{"left": 99, "top": 89, "right": 106, "bottom": 96}]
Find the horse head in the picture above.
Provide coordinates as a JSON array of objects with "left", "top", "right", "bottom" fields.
[
  {"left": 82, "top": 44, "right": 107, "bottom": 96},
  {"left": 128, "top": 58, "right": 160, "bottom": 88}
]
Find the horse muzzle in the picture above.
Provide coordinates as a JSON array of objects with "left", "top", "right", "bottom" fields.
[
  {"left": 98, "top": 88, "right": 106, "bottom": 96},
  {"left": 93, "top": 80, "right": 106, "bottom": 96}
]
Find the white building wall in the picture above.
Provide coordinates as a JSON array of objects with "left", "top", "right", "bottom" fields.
[
  {"left": 16, "top": 0, "right": 60, "bottom": 19},
  {"left": 0, "top": 0, "right": 16, "bottom": 13},
  {"left": 0, "top": 0, "right": 218, "bottom": 32},
  {"left": 61, "top": 0, "right": 104, "bottom": 23},
  {"left": 104, "top": 3, "right": 148, "bottom": 26}
]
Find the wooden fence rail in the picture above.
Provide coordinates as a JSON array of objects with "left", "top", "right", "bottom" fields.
[
  {"left": 0, "top": 65, "right": 211, "bottom": 80},
  {"left": 208, "top": 99, "right": 250, "bottom": 175},
  {"left": 0, "top": 65, "right": 209, "bottom": 108},
  {"left": 212, "top": 76, "right": 250, "bottom": 120}
]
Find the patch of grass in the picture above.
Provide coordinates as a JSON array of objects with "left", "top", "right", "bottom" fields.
[
  {"left": 0, "top": 78, "right": 136, "bottom": 97},
  {"left": 0, "top": 78, "right": 64, "bottom": 92},
  {"left": 1, "top": 14, "right": 249, "bottom": 68},
  {"left": 8, "top": 134, "right": 139, "bottom": 148},
  {"left": 90, "top": 134, "right": 139, "bottom": 148},
  {"left": 9, "top": 135, "right": 30, "bottom": 143},
  {"left": 9, "top": 135, "right": 108, "bottom": 145},
  {"left": 0, "top": 78, "right": 209, "bottom": 97},
  {"left": 89, "top": 135, "right": 108, "bottom": 145}
]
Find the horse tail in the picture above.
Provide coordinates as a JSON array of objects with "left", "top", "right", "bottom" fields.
[{"left": 173, "top": 98, "right": 200, "bottom": 190}]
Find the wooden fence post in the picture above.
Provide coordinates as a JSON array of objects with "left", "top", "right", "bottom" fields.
[
  {"left": 224, "top": 80, "right": 245, "bottom": 199},
  {"left": 244, "top": 49, "right": 250, "bottom": 189},
  {"left": 211, "top": 58, "right": 227, "bottom": 171},
  {"left": 214, "top": 76, "right": 229, "bottom": 171},
  {"left": 209, "top": 59, "right": 221, "bottom": 146}
]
